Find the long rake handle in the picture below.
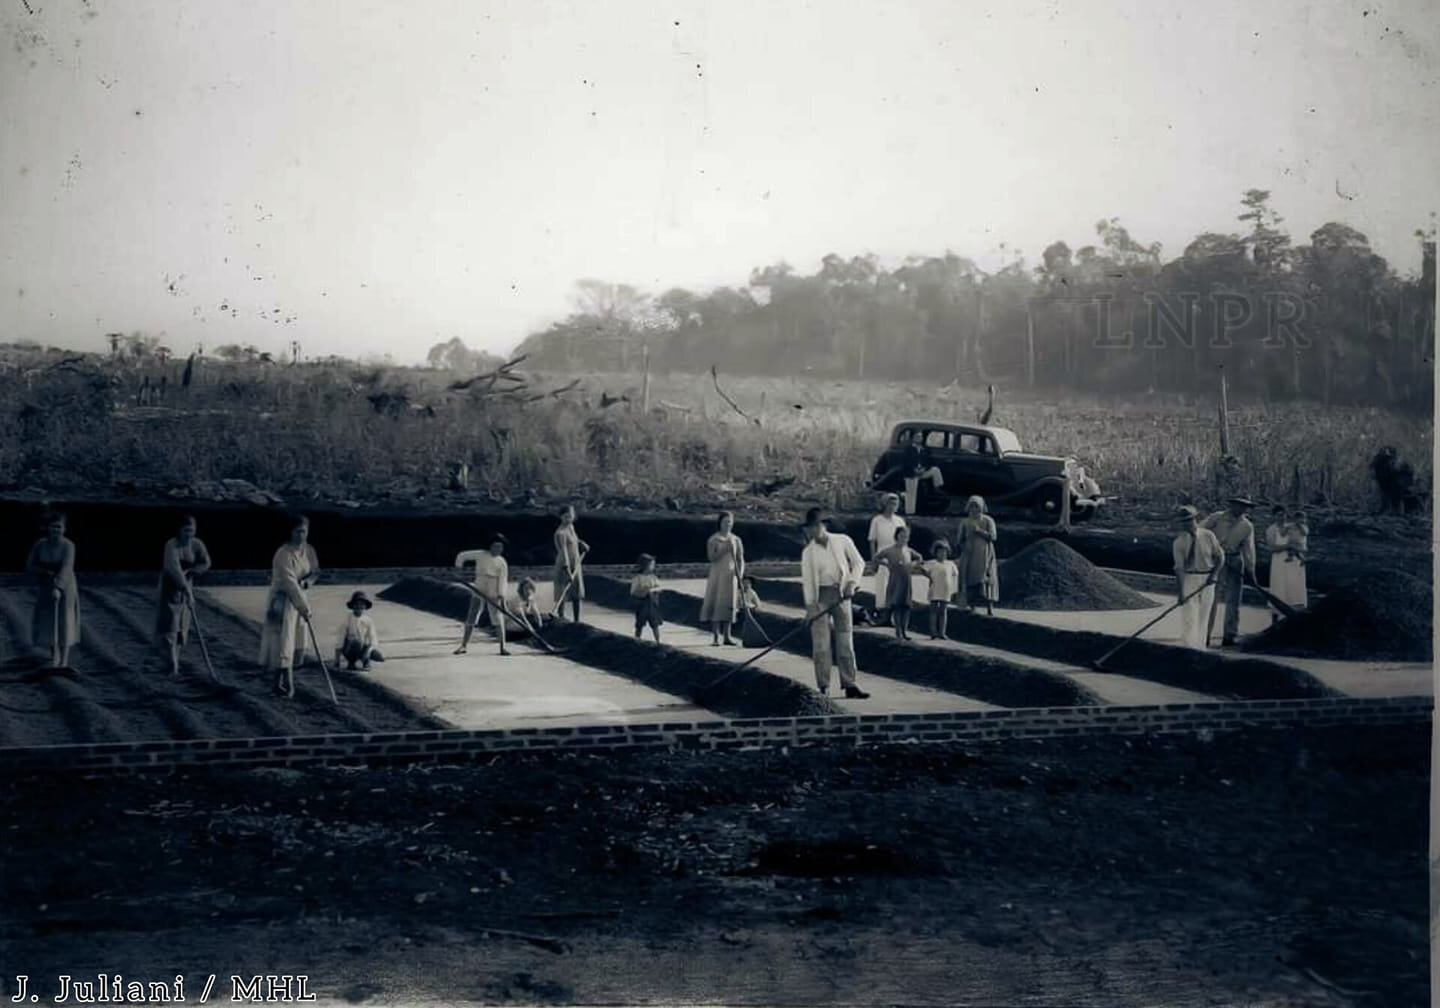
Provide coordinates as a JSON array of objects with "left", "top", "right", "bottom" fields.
[
  {"left": 1096, "top": 574, "right": 1216, "bottom": 667},
  {"left": 184, "top": 593, "right": 220, "bottom": 685},
  {"left": 735, "top": 595, "right": 845, "bottom": 672},
  {"left": 302, "top": 614, "right": 339, "bottom": 704},
  {"left": 50, "top": 590, "right": 60, "bottom": 663},
  {"left": 550, "top": 567, "right": 579, "bottom": 616},
  {"left": 1246, "top": 571, "right": 1299, "bottom": 619},
  {"left": 460, "top": 582, "right": 560, "bottom": 655}
]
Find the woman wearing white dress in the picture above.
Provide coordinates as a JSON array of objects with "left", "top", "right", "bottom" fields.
[
  {"left": 699, "top": 512, "right": 745, "bottom": 646},
  {"left": 1265, "top": 506, "right": 1308, "bottom": 621},
  {"left": 259, "top": 515, "right": 321, "bottom": 697},
  {"left": 867, "top": 493, "right": 906, "bottom": 626}
]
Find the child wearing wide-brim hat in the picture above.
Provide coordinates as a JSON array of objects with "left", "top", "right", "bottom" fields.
[{"left": 335, "top": 591, "right": 383, "bottom": 670}]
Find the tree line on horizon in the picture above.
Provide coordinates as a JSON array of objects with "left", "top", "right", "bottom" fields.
[{"left": 508, "top": 190, "right": 1436, "bottom": 412}]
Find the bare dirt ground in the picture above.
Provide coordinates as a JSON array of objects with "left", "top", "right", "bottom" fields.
[
  {"left": 0, "top": 724, "right": 1426, "bottom": 1006},
  {"left": 0, "top": 585, "right": 443, "bottom": 748}
]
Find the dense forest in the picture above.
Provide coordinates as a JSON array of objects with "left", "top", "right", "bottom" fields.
[{"left": 510, "top": 191, "right": 1436, "bottom": 412}]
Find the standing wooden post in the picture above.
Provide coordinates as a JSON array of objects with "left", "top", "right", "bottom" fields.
[
  {"left": 1025, "top": 301, "right": 1036, "bottom": 388},
  {"left": 641, "top": 344, "right": 651, "bottom": 413},
  {"left": 1218, "top": 365, "right": 1231, "bottom": 457}
]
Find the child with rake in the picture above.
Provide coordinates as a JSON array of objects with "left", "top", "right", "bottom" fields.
[{"left": 455, "top": 534, "right": 512, "bottom": 656}]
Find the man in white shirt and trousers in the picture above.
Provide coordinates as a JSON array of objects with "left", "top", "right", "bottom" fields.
[
  {"left": 1171, "top": 505, "right": 1224, "bottom": 650},
  {"left": 800, "top": 507, "right": 870, "bottom": 699}
]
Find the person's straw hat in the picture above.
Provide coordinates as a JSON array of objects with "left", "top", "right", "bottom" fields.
[
  {"left": 1174, "top": 505, "right": 1199, "bottom": 521},
  {"left": 1227, "top": 495, "right": 1256, "bottom": 508},
  {"left": 347, "top": 591, "right": 373, "bottom": 610}
]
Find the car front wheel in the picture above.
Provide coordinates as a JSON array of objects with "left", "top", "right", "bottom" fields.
[{"left": 1030, "top": 485, "right": 1065, "bottom": 523}]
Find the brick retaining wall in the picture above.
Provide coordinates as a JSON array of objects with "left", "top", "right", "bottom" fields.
[{"left": 0, "top": 696, "right": 1428, "bottom": 775}]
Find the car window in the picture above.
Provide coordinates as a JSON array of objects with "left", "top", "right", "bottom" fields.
[
  {"left": 922, "top": 430, "right": 951, "bottom": 450},
  {"left": 956, "top": 433, "right": 998, "bottom": 455}
]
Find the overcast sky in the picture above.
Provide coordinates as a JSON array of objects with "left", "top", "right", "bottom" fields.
[{"left": 2, "top": 0, "right": 1436, "bottom": 363}]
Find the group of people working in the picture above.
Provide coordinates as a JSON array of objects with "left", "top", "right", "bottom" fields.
[
  {"left": 1171, "top": 496, "right": 1309, "bottom": 650},
  {"left": 21, "top": 511, "right": 383, "bottom": 697},
  {"left": 17, "top": 491, "right": 1308, "bottom": 704}
]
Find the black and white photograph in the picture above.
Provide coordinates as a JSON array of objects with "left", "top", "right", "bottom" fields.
[{"left": 0, "top": 1, "right": 1435, "bottom": 1004}]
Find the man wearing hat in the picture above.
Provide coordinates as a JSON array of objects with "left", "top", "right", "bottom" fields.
[
  {"left": 335, "top": 591, "right": 383, "bottom": 670},
  {"left": 1201, "top": 496, "right": 1257, "bottom": 647},
  {"left": 800, "top": 507, "right": 870, "bottom": 699},
  {"left": 455, "top": 534, "right": 512, "bottom": 656},
  {"left": 1171, "top": 506, "right": 1224, "bottom": 650}
]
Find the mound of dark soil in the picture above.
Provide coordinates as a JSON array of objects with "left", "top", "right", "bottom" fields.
[
  {"left": 998, "top": 539, "right": 1158, "bottom": 611},
  {"left": 1242, "top": 573, "right": 1433, "bottom": 662}
]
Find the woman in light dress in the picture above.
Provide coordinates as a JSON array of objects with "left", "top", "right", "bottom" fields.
[
  {"left": 870, "top": 524, "right": 926, "bottom": 640},
  {"left": 156, "top": 515, "right": 212, "bottom": 676},
  {"left": 867, "top": 493, "right": 907, "bottom": 626},
  {"left": 26, "top": 511, "right": 80, "bottom": 668},
  {"left": 955, "top": 495, "right": 999, "bottom": 616},
  {"left": 259, "top": 515, "right": 321, "bottom": 697},
  {"left": 699, "top": 511, "right": 745, "bottom": 646},
  {"left": 1265, "top": 505, "right": 1308, "bottom": 621},
  {"left": 552, "top": 504, "right": 589, "bottom": 623}
]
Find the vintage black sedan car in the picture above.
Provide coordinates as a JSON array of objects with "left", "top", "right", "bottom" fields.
[{"left": 867, "top": 420, "right": 1104, "bottom": 521}]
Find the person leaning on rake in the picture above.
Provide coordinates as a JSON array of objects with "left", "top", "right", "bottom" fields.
[
  {"left": 156, "top": 515, "right": 212, "bottom": 677},
  {"left": 799, "top": 507, "right": 870, "bottom": 700},
  {"left": 1200, "top": 495, "right": 1256, "bottom": 647},
  {"left": 455, "top": 534, "right": 511, "bottom": 656},
  {"left": 26, "top": 510, "right": 81, "bottom": 670},
  {"left": 1172, "top": 505, "right": 1223, "bottom": 651},
  {"left": 259, "top": 514, "right": 321, "bottom": 697}
]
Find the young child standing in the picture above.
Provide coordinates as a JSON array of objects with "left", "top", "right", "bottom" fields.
[
  {"left": 455, "top": 534, "right": 511, "bottom": 656},
  {"left": 922, "top": 539, "right": 960, "bottom": 640},
  {"left": 630, "top": 553, "right": 663, "bottom": 642},
  {"left": 335, "top": 591, "right": 383, "bottom": 670},
  {"left": 871, "top": 524, "right": 926, "bottom": 641}
]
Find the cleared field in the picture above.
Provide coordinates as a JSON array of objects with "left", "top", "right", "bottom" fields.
[{"left": 0, "top": 586, "right": 443, "bottom": 748}]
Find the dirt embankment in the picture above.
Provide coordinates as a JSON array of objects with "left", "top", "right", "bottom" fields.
[
  {"left": 583, "top": 574, "right": 1101, "bottom": 710},
  {"left": 0, "top": 724, "right": 1426, "bottom": 1006},
  {"left": 376, "top": 576, "right": 840, "bottom": 719}
]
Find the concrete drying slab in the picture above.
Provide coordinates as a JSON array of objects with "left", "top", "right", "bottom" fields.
[
  {"left": 577, "top": 598, "right": 996, "bottom": 714},
  {"left": 771, "top": 576, "right": 1432, "bottom": 702},
  {"left": 206, "top": 585, "right": 713, "bottom": 729},
  {"left": 758, "top": 596, "right": 1218, "bottom": 707}
]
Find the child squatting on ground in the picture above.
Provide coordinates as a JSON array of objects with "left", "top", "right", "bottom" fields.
[
  {"left": 455, "top": 534, "right": 511, "bottom": 656},
  {"left": 334, "top": 591, "right": 384, "bottom": 670},
  {"left": 630, "top": 553, "right": 664, "bottom": 642}
]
